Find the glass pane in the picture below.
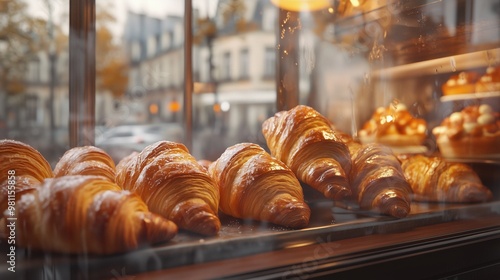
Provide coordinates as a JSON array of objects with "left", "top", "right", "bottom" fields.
[
  {"left": 95, "top": 0, "right": 279, "bottom": 163},
  {"left": 192, "top": 0, "right": 278, "bottom": 160},
  {"left": 0, "top": 0, "right": 69, "bottom": 166},
  {"left": 95, "top": 0, "right": 191, "bottom": 163}
]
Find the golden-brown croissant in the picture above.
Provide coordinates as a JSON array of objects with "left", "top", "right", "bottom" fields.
[
  {"left": 0, "top": 175, "right": 178, "bottom": 254},
  {"left": 0, "top": 140, "right": 54, "bottom": 219},
  {"left": 0, "top": 139, "right": 53, "bottom": 183},
  {"left": 53, "top": 146, "right": 116, "bottom": 182},
  {"left": 209, "top": 143, "right": 311, "bottom": 228},
  {"left": 332, "top": 130, "right": 412, "bottom": 218},
  {"left": 197, "top": 159, "right": 212, "bottom": 171},
  {"left": 116, "top": 141, "right": 221, "bottom": 236},
  {"left": 401, "top": 155, "right": 493, "bottom": 203},
  {"left": 262, "top": 105, "right": 352, "bottom": 201}
]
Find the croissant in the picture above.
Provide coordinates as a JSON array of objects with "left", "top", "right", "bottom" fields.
[
  {"left": 331, "top": 130, "right": 412, "bottom": 218},
  {"left": 401, "top": 155, "right": 493, "bottom": 203},
  {"left": 53, "top": 146, "right": 116, "bottom": 182},
  {"left": 0, "top": 140, "right": 54, "bottom": 219},
  {"left": 0, "top": 175, "right": 178, "bottom": 254},
  {"left": 116, "top": 141, "right": 221, "bottom": 236},
  {"left": 0, "top": 139, "right": 53, "bottom": 183},
  {"left": 197, "top": 159, "right": 213, "bottom": 171},
  {"left": 262, "top": 105, "right": 352, "bottom": 201},
  {"left": 209, "top": 143, "right": 311, "bottom": 228}
]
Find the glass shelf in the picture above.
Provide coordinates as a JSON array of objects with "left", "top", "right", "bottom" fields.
[{"left": 440, "top": 91, "right": 500, "bottom": 102}]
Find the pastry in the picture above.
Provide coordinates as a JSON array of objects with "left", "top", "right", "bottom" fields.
[
  {"left": 115, "top": 141, "right": 221, "bottom": 236},
  {"left": 197, "top": 159, "right": 213, "bottom": 171},
  {"left": 53, "top": 146, "right": 116, "bottom": 182},
  {"left": 0, "top": 175, "right": 178, "bottom": 254},
  {"left": 0, "top": 139, "right": 53, "bottom": 183},
  {"left": 358, "top": 101, "right": 427, "bottom": 148},
  {"left": 476, "top": 66, "right": 500, "bottom": 93},
  {"left": 442, "top": 71, "right": 480, "bottom": 95},
  {"left": 401, "top": 155, "right": 493, "bottom": 203},
  {"left": 432, "top": 104, "right": 500, "bottom": 158},
  {"left": 336, "top": 130, "right": 412, "bottom": 218},
  {"left": 0, "top": 139, "right": 53, "bottom": 219},
  {"left": 262, "top": 105, "right": 352, "bottom": 201},
  {"left": 209, "top": 143, "right": 311, "bottom": 228}
]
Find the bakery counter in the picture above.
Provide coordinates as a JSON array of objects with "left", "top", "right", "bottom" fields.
[
  {"left": 1, "top": 187, "right": 500, "bottom": 280},
  {"left": 137, "top": 213, "right": 500, "bottom": 280}
]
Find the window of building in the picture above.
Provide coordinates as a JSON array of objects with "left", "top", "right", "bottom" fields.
[
  {"left": 221, "top": 51, "right": 231, "bottom": 81},
  {"left": 162, "top": 32, "right": 171, "bottom": 50},
  {"left": 240, "top": 48, "right": 249, "bottom": 80},
  {"left": 27, "top": 57, "right": 41, "bottom": 83},
  {"left": 25, "top": 95, "right": 38, "bottom": 123},
  {"left": 263, "top": 46, "right": 275, "bottom": 78},
  {"left": 147, "top": 36, "right": 157, "bottom": 58},
  {"left": 131, "top": 41, "right": 141, "bottom": 61}
]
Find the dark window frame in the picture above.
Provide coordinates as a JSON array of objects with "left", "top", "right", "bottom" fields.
[{"left": 69, "top": 0, "right": 96, "bottom": 147}]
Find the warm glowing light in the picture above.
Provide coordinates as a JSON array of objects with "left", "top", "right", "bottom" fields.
[
  {"left": 149, "top": 103, "right": 158, "bottom": 114},
  {"left": 213, "top": 103, "right": 221, "bottom": 113},
  {"left": 271, "top": 0, "right": 331, "bottom": 12},
  {"left": 220, "top": 101, "right": 230, "bottom": 112},
  {"left": 168, "top": 101, "right": 181, "bottom": 112},
  {"left": 328, "top": 7, "right": 334, "bottom": 13},
  {"left": 350, "top": 0, "right": 360, "bottom": 7}
]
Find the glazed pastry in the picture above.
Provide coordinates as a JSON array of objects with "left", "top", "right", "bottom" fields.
[
  {"left": 0, "top": 175, "right": 178, "bottom": 254},
  {"left": 337, "top": 131, "right": 412, "bottom": 218},
  {"left": 209, "top": 143, "right": 311, "bottom": 228},
  {"left": 0, "top": 140, "right": 53, "bottom": 219},
  {"left": 116, "top": 141, "right": 221, "bottom": 236},
  {"left": 442, "top": 71, "right": 480, "bottom": 95},
  {"left": 262, "top": 105, "right": 352, "bottom": 201},
  {"left": 358, "top": 101, "right": 427, "bottom": 148},
  {"left": 53, "top": 146, "right": 116, "bottom": 182},
  {"left": 432, "top": 104, "right": 500, "bottom": 158},
  {"left": 476, "top": 66, "right": 500, "bottom": 93},
  {"left": 401, "top": 155, "right": 493, "bottom": 203}
]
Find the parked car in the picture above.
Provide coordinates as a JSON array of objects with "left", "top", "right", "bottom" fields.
[{"left": 95, "top": 123, "right": 184, "bottom": 163}]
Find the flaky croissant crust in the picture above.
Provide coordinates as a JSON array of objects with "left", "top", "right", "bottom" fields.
[
  {"left": 209, "top": 143, "right": 311, "bottom": 228},
  {"left": 116, "top": 141, "right": 221, "bottom": 236},
  {"left": 262, "top": 105, "right": 352, "bottom": 201},
  {"left": 330, "top": 126, "right": 412, "bottom": 218},
  {"left": 350, "top": 143, "right": 412, "bottom": 218},
  {"left": 401, "top": 155, "right": 493, "bottom": 203},
  {"left": 54, "top": 146, "right": 116, "bottom": 182},
  {"left": 0, "top": 175, "right": 177, "bottom": 254},
  {"left": 262, "top": 106, "right": 352, "bottom": 174},
  {"left": 0, "top": 139, "right": 53, "bottom": 183}
]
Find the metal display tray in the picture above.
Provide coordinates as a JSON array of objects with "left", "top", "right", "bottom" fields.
[{"left": 1, "top": 186, "right": 500, "bottom": 280}]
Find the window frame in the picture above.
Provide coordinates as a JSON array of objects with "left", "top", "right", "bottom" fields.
[{"left": 68, "top": 0, "right": 194, "bottom": 149}]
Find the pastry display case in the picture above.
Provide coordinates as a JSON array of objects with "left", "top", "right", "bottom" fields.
[{"left": 1, "top": 0, "right": 500, "bottom": 279}]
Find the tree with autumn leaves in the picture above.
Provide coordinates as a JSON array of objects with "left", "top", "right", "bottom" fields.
[
  {"left": 0, "top": 0, "right": 48, "bottom": 137},
  {"left": 96, "top": 1, "right": 129, "bottom": 99},
  {"left": 0, "top": 0, "right": 128, "bottom": 139}
]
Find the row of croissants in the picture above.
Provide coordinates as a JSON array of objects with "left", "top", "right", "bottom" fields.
[{"left": 0, "top": 105, "right": 493, "bottom": 255}]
